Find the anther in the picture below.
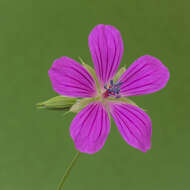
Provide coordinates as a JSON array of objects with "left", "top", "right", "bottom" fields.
[
  {"left": 103, "top": 80, "right": 122, "bottom": 99},
  {"left": 110, "top": 80, "right": 114, "bottom": 87}
]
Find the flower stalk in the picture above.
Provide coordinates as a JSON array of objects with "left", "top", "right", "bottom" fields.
[{"left": 57, "top": 152, "right": 81, "bottom": 190}]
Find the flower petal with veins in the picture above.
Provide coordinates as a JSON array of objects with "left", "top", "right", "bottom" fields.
[
  {"left": 109, "top": 102, "right": 152, "bottom": 152},
  {"left": 70, "top": 102, "right": 110, "bottom": 154},
  {"left": 88, "top": 24, "right": 124, "bottom": 88},
  {"left": 48, "top": 57, "right": 97, "bottom": 98},
  {"left": 118, "top": 55, "right": 169, "bottom": 96}
]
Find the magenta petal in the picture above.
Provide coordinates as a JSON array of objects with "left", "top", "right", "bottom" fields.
[
  {"left": 70, "top": 102, "right": 110, "bottom": 154},
  {"left": 118, "top": 55, "right": 170, "bottom": 96},
  {"left": 109, "top": 102, "right": 152, "bottom": 152},
  {"left": 48, "top": 57, "right": 97, "bottom": 97},
  {"left": 88, "top": 24, "right": 124, "bottom": 87}
]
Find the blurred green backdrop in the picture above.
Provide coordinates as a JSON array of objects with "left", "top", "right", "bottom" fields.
[{"left": 1, "top": 0, "right": 189, "bottom": 189}]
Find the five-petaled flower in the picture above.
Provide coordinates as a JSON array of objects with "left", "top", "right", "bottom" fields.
[{"left": 48, "top": 24, "right": 169, "bottom": 154}]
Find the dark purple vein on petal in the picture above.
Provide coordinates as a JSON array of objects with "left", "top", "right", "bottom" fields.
[
  {"left": 120, "top": 104, "right": 147, "bottom": 126},
  {"left": 121, "top": 64, "right": 149, "bottom": 84},
  {"left": 130, "top": 105, "right": 151, "bottom": 124},
  {"left": 110, "top": 34, "right": 119, "bottom": 80},
  {"left": 95, "top": 105, "right": 104, "bottom": 142},
  {"left": 112, "top": 108, "right": 130, "bottom": 142},
  {"left": 61, "top": 64, "right": 94, "bottom": 87},
  {"left": 72, "top": 104, "right": 95, "bottom": 136},
  {"left": 64, "top": 73, "right": 94, "bottom": 90},
  {"left": 93, "top": 39, "right": 102, "bottom": 83},
  {"left": 124, "top": 105, "right": 151, "bottom": 139},
  {"left": 69, "top": 66, "right": 95, "bottom": 87},
  {"left": 114, "top": 106, "right": 145, "bottom": 150},
  {"left": 102, "top": 27, "right": 109, "bottom": 83},
  {"left": 94, "top": 48, "right": 101, "bottom": 81},
  {"left": 62, "top": 84, "right": 92, "bottom": 92},
  {"left": 115, "top": 105, "right": 145, "bottom": 138},
  {"left": 121, "top": 72, "right": 154, "bottom": 89},
  {"left": 119, "top": 104, "right": 150, "bottom": 140},
  {"left": 111, "top": 32, "right": 121, "bottom": 80},
  {"left": 123, "top": 82, "right": 153, "bottom": 92},
  {"left": 106, "top": 31, "right": 117, "bottom": 83},
  {"left": 87, "top": 104, "right": 100, "bottom": 138},
  {"left": 75, "top": 104, "right": 98, "bottom": 140},
  {"left": 97, "top": 33, "right": 104, "bottom": 83}
]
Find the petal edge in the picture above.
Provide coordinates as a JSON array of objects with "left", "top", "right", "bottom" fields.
[
  {"left": 48, "top": 57, "right": 97, "bottom": 98},
  {"left": 88, "top": 24, "right": 124, "bottom": 88},
  {"left": 109, "top": 102, "right": 152, "bottom": 152},
  {"left": 118, "top": 55, "right": 169, "bottom": 96},
  {"left": 70, "top": 102, "right": 110, "bottom": 154}
]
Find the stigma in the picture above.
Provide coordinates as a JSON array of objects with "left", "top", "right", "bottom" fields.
[{"left": 103, "top": 80, "right": 122, "bottom": 99}]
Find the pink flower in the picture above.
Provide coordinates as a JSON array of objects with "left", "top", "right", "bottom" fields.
[{"left": 48, "top": 24, "right": 169, "bottom": 154}]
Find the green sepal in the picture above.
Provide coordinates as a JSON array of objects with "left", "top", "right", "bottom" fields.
[
  {"left": 70, "top": 97, "right": 95, "bottom": 113},
  {"left": 114, "top": 67, "right": 126, "bottom": 83},
  {"left": 36, "top": 96, "right": 78, "bottom": 110},
  {"left": 107, "top": 97, "right": 139, "bottom": 107}
]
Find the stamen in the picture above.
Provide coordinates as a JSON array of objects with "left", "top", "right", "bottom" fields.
[
  {"left": 110, "top": 80, "right": 114, "bottom": 87},
  {"left": 116, "top": 88, "right": 119, "bottom": 94},
  {"left": 103, "top": 80, "right": 123, "bottom": 99},
  {"left": 115, "top": 82, "right": 122, "bottom": 86}
]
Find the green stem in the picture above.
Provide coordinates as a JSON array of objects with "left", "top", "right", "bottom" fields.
[{"left": 57, "top": 151, "right": 81, "bottom": 190}]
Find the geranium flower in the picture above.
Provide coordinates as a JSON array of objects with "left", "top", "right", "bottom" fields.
[{"left": 48, "top": 24, "right": 169, "bottom": 154}]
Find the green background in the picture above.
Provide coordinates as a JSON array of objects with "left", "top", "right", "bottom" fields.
[{"left": 1, "top": 0, "right": 189, "bottom": 189}]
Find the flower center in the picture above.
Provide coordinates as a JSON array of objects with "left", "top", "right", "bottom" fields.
[{"left": 102, "top": 80, "right": 122, "bottom": 99}]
